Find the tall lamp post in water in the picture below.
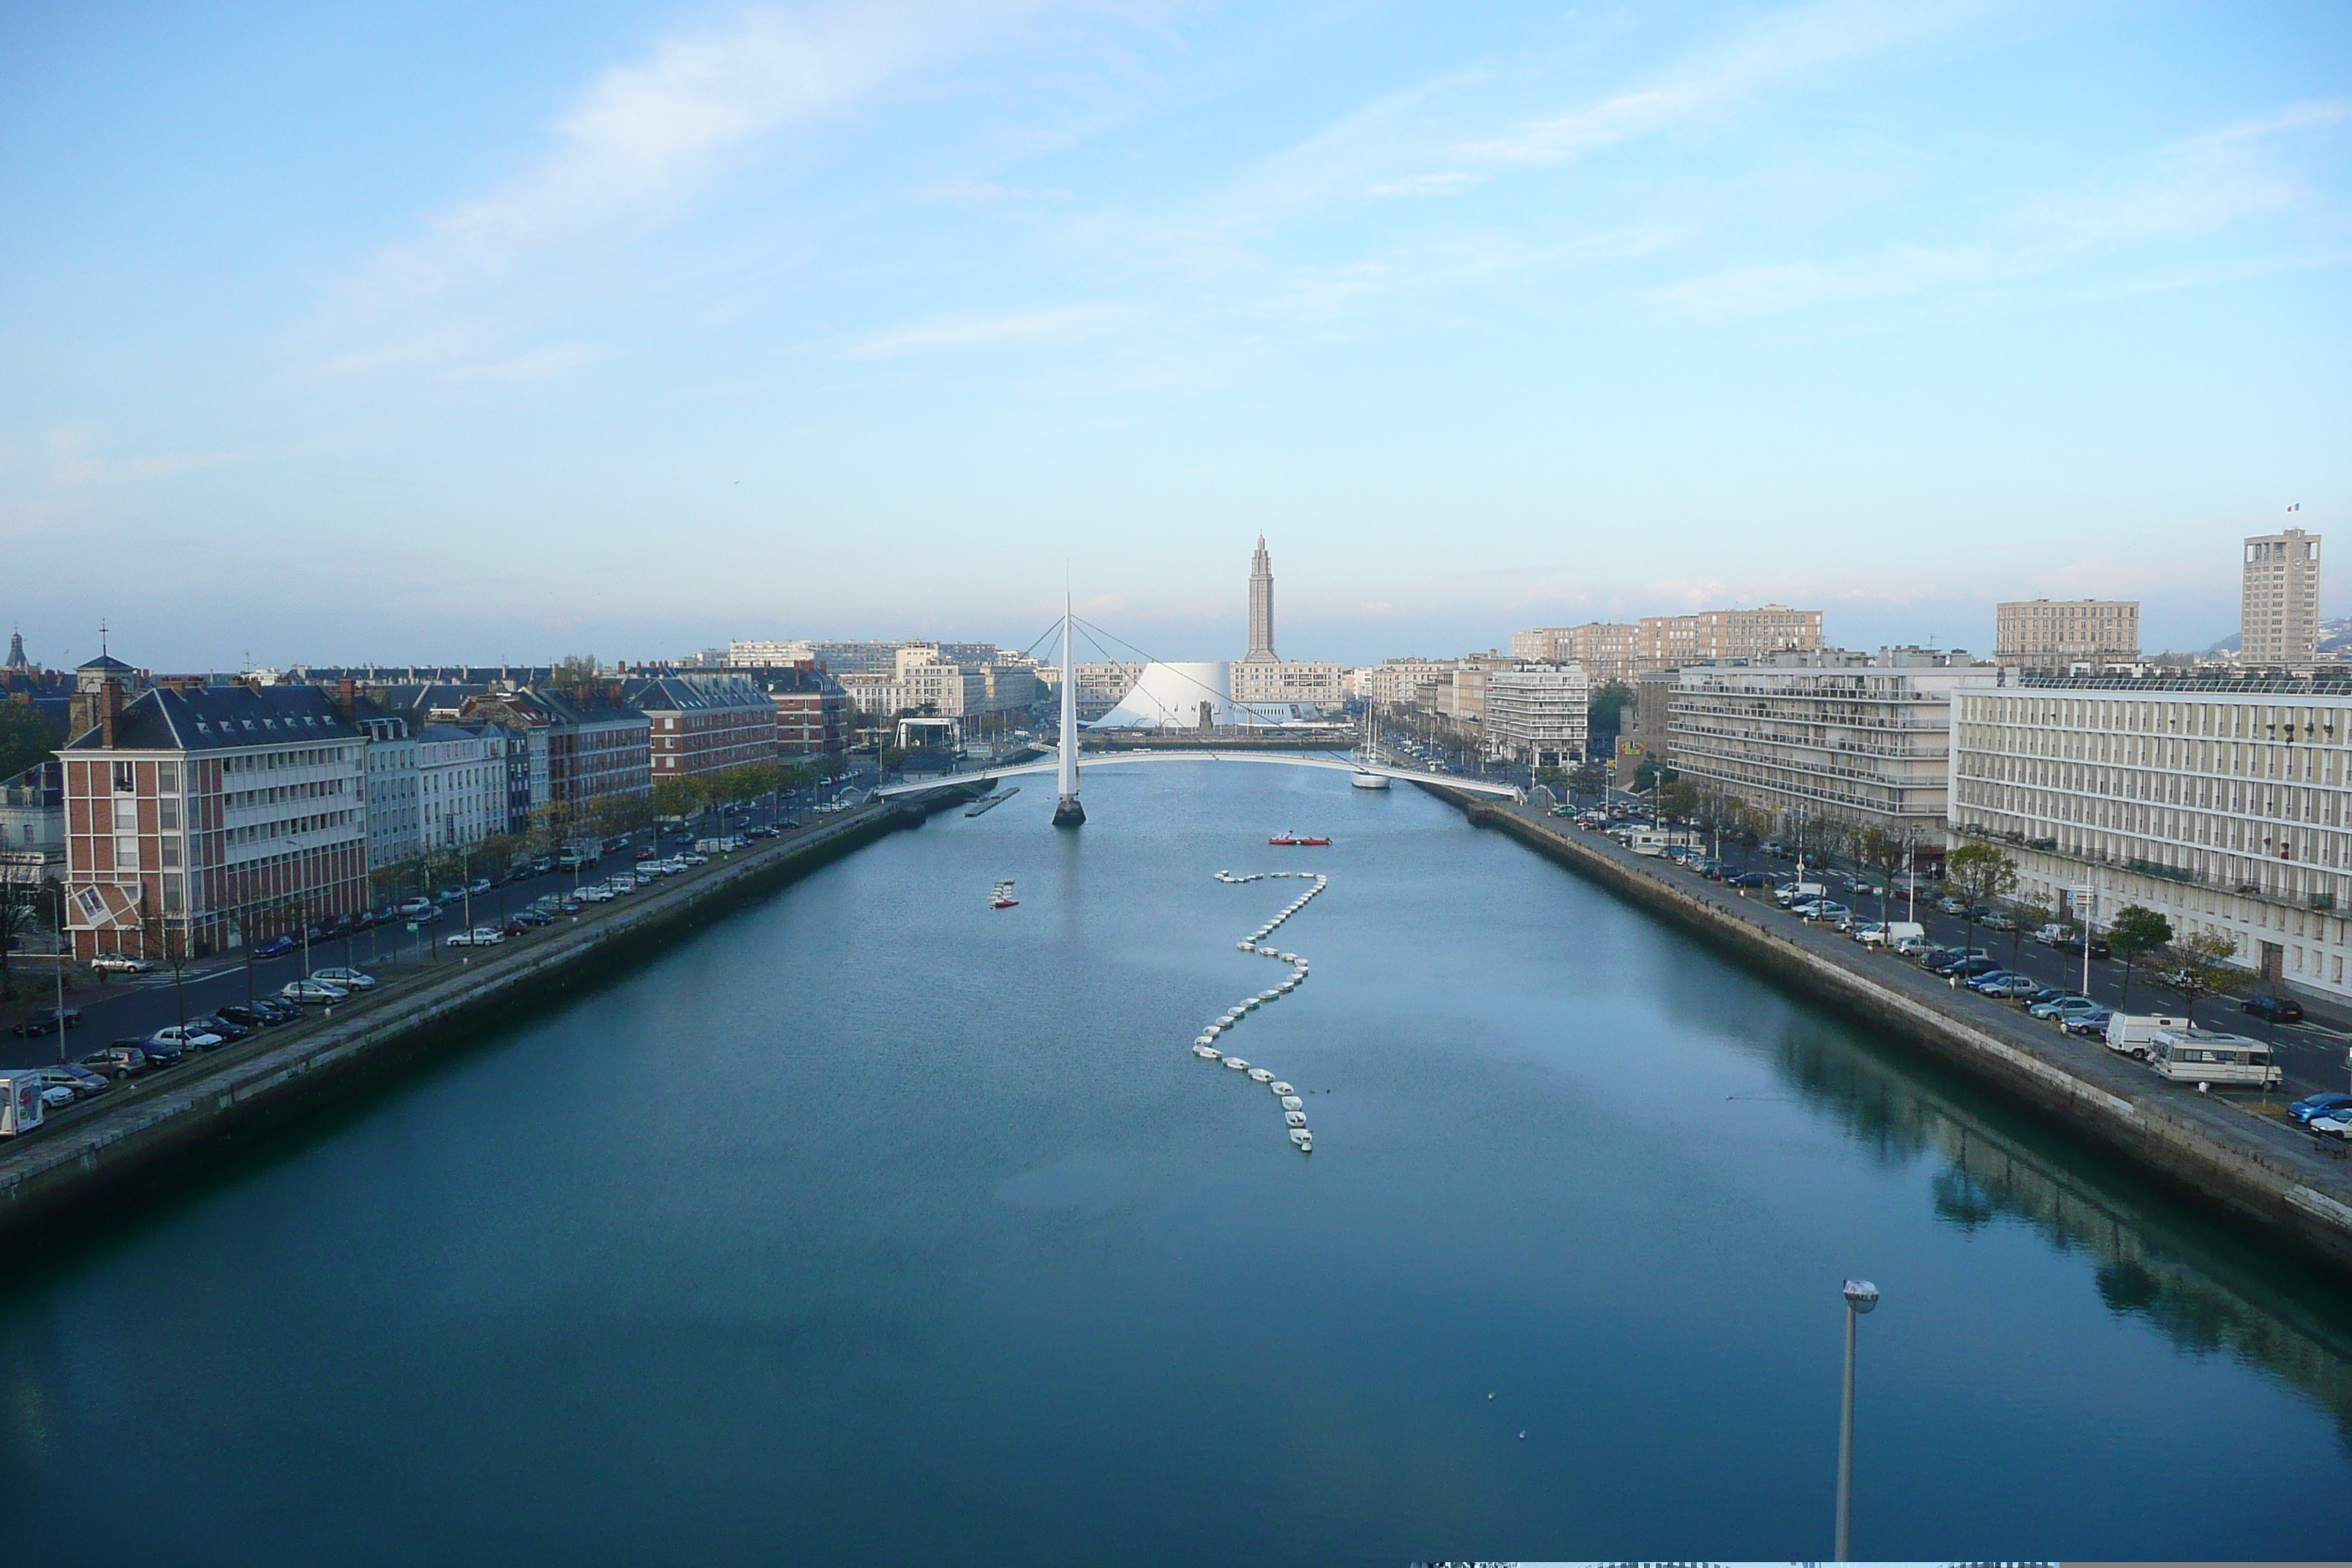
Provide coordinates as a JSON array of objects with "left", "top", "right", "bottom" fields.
[{"left": 1836, "top": 1278, "right": 1880, "bottom": 1561}]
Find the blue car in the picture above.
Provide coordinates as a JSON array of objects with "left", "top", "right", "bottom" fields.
[
  {"left": 2288, "top": 1093, "right": 2352, "bottom": 1126},
  {"left": 252, "top": 935, "right": 296, "bottom": 959}
]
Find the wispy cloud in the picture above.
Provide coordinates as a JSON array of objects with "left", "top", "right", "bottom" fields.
[
  {"left": 1357, "top": 0, "right": 1993, "bottom": 201},
  {"left": 843, "top": 303, "right": 1124, "bottom": 358},
  {"left": 304, "top": 0, "right": 1046, "bottom": 376},
  {"left": 1654, "top": 97, "right": 2352, "bottom": 318}
]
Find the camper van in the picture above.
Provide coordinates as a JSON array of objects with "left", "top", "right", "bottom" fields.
[
  {"left": 0, "top": 1071, "right": 46, "bottom": 1137},
  {"left": 2145, "top": 1028, "right": 2282, "bottom": 1089},
  {"left": 2103, "top": 1014, "right": 2190, "bottom": 1058},
  {"left": 1628, "top": 830, "right": 1669, "bottom": 857},
  {"left": 1856, "top": 921, "right": 1925, "bottom": 949}
]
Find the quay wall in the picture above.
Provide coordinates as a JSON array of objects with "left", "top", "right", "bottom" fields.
[
  {"left": 1433, "top": 788, "right": 2352, "bottom": 1278},
  {"left": 0, "top": 801, "right": 934, "bottom": 1238}
]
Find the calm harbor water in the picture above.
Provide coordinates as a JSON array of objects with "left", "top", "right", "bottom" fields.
[{"left": 4, "top": 764, "right": 2351, "bottom": 1564}]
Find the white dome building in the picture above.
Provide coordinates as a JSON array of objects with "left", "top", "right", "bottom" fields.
[{"left": 1090, "top": 661, "right": 1326, "bottom": 731}]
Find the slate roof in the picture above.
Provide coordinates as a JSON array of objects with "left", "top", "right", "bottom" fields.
[{"left": 59, "top": 683, "right": 363, "bottom": 754}]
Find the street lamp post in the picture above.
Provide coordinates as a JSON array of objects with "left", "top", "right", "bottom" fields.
[{"left": 1836, "top": 1278, "right": 1880, "bottom": 1562}]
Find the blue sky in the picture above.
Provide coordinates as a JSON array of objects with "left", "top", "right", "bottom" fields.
[{"left": 3, "top": 0, "right": 2347, "bottom": 671}]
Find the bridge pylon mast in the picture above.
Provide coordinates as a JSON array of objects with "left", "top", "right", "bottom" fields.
[{"left": 1052, "top": 591, "right": 1085, "bottom": 826}]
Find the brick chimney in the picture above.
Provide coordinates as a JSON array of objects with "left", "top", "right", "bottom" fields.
[
  {"left": 336, "top": 676, "right": 358, "bottom": 721},
  {"left": 98, "top": 677, "right": 123, "bottom": 748}
]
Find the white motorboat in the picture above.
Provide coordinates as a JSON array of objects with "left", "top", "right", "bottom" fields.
[
  {"left": 1284, "top": 1111, "right": 1308, "bottom": 1128},
  {"left": 1224, "top": 1058, "right": 1249, "bottom": 1071},
  {"left": 1279, "top": 1095, "right": 1303, "bottom": 1110},
  {"left": 1248, "top": 1068, "right": 1273, "bottom": 1083},
  {"left": 1194, "top": 1044, "right": 1221, "bottom": 1059},
  {"left": 1269, "top": 1081, "right": 1292, "bottom": 1095},
  {"left": 1289, "top": 1129, "right": 1313, "bottom": 1150}
]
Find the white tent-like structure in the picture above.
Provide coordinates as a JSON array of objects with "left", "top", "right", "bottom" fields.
[{"left": 1090, "top": 660, "right": 1329, "bottom": 731}]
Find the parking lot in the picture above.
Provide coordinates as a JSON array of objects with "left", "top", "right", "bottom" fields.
[
  {"left": 2, "top": 791, "right": 840, "bottom": 1130},
  {"left": 1560, "top": 796, "right": 2352, "bottom": 1106}
]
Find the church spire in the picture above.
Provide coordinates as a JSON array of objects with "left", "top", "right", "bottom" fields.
[{"left": 1246, "top": 536, "right": 1277, "bottom": 662}]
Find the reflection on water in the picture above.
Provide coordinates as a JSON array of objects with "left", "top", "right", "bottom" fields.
[{"left": 1771, "top": 1022, "right": 2352, "bottom": 1450}]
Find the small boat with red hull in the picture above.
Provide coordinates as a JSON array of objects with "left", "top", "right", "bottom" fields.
[{"left": 1267, "top": 832, "right": 1331, "bottom": 847}]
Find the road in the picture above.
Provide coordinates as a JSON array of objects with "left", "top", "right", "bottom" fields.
[
  {"left": 4, "top": 788, "right": 840, "bottom": 1071},
  {"left": 1569, "top": 802, "right": 2352, "bottom": 1102}
]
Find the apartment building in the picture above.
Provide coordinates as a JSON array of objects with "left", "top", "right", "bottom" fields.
[
  {"left": 358, "top": 712, "right": 420, "bottom": 870},
  {"left": 1948, "top": 670, "right": 2352, "bottom": 999},
  {"left": 2242, "top": 528, "right": 2322, "bottom": 666},
  {"left": 415, "top": 724, "right": 508, "bottom": 850},
  {"left": 1666, "top": 649, "right": 1975, "bottom": 839},
  {"left": 1512, "top": 624, "right": 1641, "bottom": 685},
  {"left": 1486, "top": 666, "right": 1590, "bottom": 765},
  {"left": 627, "top": 676, "right": 780, "bottom": 779},
  {"left": 1231, "top": 659, "right": 1345, "bottom": 707},
  {"left": 1362, "top": 659, "right": 1452, "bottom": 707},
  {"left": 459, "top": 687, "right": 649, "bottom": 812},
  {"left": 766, "top": 666, "right": 850, "bottom": 757},
  {"left": 1640, "top": 606, "right": 1823, "bottom": 669},
  {"left": 58, "top": 660, "right": 367, "bottom": 960},
  {"left": 1996, "top": 599, "right": 2141, "bottom": 671}
]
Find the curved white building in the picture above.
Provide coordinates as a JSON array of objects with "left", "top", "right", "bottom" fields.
[{"left": 1090, "top": 661, "right": 1328, "bottom": 731}]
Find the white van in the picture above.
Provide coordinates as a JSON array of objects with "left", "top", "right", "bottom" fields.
[
  {"left": 1776, "top": 881, "right": 1827, "bottom": 907},
  {"left": 2103, "top": 1013, "right": 2190, "bottom": 1058},
  {"left": 1858, "top": 921, "right": 1924, "bottom": 949},
  {"left": 2145, "top": 1028, "right": 2282, "bottom": 1089},
  {"left": 1629, "top": 830, "right": 1669, "bottom": 856},
  {"left": 0, "top": 1071, "right": 46, "bottom": 1137}
]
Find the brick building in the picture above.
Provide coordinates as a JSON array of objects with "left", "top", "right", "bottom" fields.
[{"left": 58, "top": 661, "right": 367, "bottom": 960}]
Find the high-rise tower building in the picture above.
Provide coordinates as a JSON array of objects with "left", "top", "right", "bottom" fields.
[
  {"left": 2242, "top": 527, "right": 2321, "bottom": 666},
  {"left": 1245, "top": 535, "right": 1277, "bottom": 663}
]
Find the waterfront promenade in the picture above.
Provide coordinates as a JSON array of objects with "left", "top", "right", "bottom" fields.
[{"left": 1450, "top": 790, "right": 2352, "bottom": 1275}]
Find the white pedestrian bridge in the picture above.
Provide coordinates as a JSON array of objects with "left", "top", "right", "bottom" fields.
[{"left": 870, "top": 750, "right": 1526, "bottom": 802}]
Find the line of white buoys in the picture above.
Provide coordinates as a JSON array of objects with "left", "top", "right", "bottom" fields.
[{"left": 1194, "top": 870, "right": 1327, "bottom": 1153}]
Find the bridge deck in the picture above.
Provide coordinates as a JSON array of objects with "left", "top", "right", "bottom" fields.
[{"left": 871, "top": 750, "right": 1523, "bottom": 801}]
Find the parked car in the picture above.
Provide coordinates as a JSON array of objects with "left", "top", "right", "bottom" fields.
[
  {"left": 500, "top": 919, "right": 532, "bottom": 938},
  {"left": 78, "top": 1044, "right": 149, "bottom": 1080},
  {"left": 310, "top": 967, "right": 377, "bottom": 992},
  {"left": 2289, "top": 1092, "right": 2352, "bottom": 1126},
  {"left": 1938, "top": 897, "right": 1968, "bottom": 915},
  {"left": 88, "top": 953, "right": 155, "bottom": 974},
  {"left": 1892, "top": 935, "right": 1934, "bottom": 958},
  {"left": 2030, "top": 996, "right": 2101, "bottom": 1022},
  {"left": 2242, "top": 995, "right": 2305, "bottom": 1024},
  {"left": 215, "top": 1003, "right": 274, "bottom": 1029},
  {"left": 34, "top": 1083, "right": 75, "bottom": 1110},
  {"left": 470, "top": 878, "right": 492, "bottom": 896},
  {"left": 184, "top": 1015, "right": 249, "bottom": 1044},
  {"left": 2051, "top": 932, "right": 2112, "bottom": 960},
  {"left": 2310, "top": 1115, "right": 2352, "bottom": 1141},
  {"left": 1975, "top": 974, "right": 2043, "bottom": 999},
  {"left": 250, "top": 998, "right": 301, "bottom": 1025},
  {"left": 1981, "top": 912, "right": 2019, "bottom": 932},
  {"left": 31, "top": 1064, "right": 110, "bottom": 1101},
  {"left": 1937, "top": 957, "right": 2004, "bottom": 981},
  {"left": 252, "top": 935, "right": 296, "bottom": 959},
  {"left": 149, "top": 1025, "right": 224, "bottom": 1052},
  {"left": 2062, "top": 1009, "right": 2117, "bottom": 1038},
  {"left": 135, "top": 1036, "right": 185, "bottom": 1066},
  {"left": 279, "top": 979, "right": 350, "bottom": 1005},
  {"left": 445, "top": 927, "right": 506, "bottom": 948},
  {"left": 398, "top": 897, "right": 435, "bottom": 919},
  {"left": 510, "top": 909, "right": 554, "bottom": 927},
  {"left": 10, "top": 1006, "right": 81, "bottom": 1038},
  {"left": 1802, "top": 902, "right": 1852, "bottom": 924},
  {"left": 434, "top": 886, "right": 467, "bottom": 905}
]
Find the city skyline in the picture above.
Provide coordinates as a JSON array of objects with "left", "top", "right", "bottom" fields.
[{"left": 4, "top": 1, "right": 2348, "bottom": 667}]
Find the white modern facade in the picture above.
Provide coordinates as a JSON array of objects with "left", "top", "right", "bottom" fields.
[
  {"left": 416, "top": 724, "right": 505, "bottom": 851},
  {"left": 1485, "top": 666, "right": 1590, "bottom": 765},
  {"left": 1949, "top": 671, "right": 2352, "bottom": 1000},
  {"left": 359, "top": 712, "right": 421, "bottom": 870},
  {"left": 1667, "top": 649, "right": 1976, "bottom": 838}
]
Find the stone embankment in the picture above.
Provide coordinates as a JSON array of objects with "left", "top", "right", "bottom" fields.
[
  {"left": 1429, "top": 787, "right": 2352, "bottom": 1277},
  {"left": 0, "top": 799, "right": 934, "bottom": 1237}
]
